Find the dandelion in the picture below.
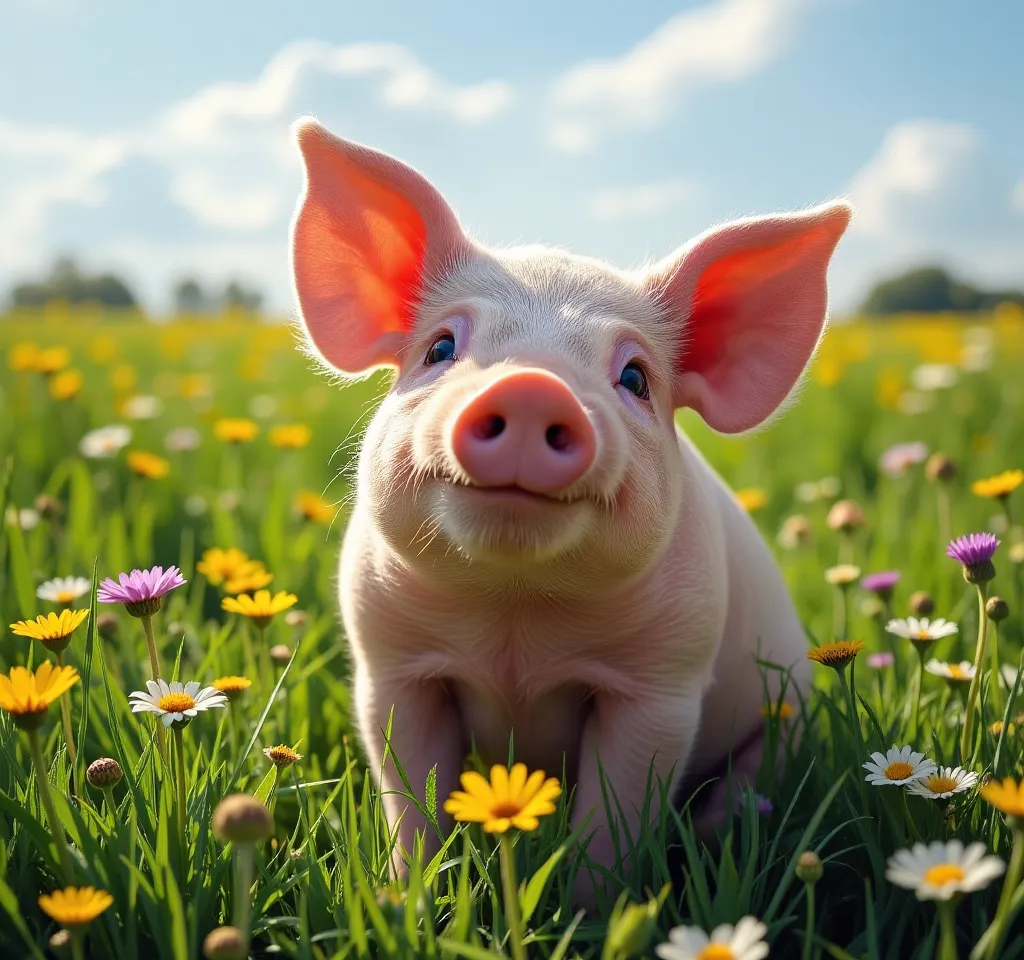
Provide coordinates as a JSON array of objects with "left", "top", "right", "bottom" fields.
[
  {"left": 49, "top": 369, "right": 84, "bottom": 400},
  {"left": 37, "top": 576, "right": 91, "bottom": 607},
  {"left": 212, "top": 676, "right": 252, "bottom": 701},
  {"left": 906, "top": 766, "right": 979, "bottom": 799},
  {"left": 863, "top": 746, "right": 937, "bottom": 787},
  {"left": 127, "top": 450, "right": 171, "bottom": 479},
  {"left": 79, "top": 424, "right": 131, "bottom": 459},
  {"left": 655, "top": 916, "right": 769, "bottom": 960},
  {"left": 214, "top": 418, "right": 259, "bottom": 443},
  {"left": 222, "top": 590, "right": 298, "bottom": 629},
  {"left": 164, "top": 426, "right": 201, "bottom": 453},
  {"left": 734, "top": 488, "right": 767, "bottom": 512},
  {"left": 879, "top": 442, "right": 929, "bottom": 478},
  {"left": 269, "top": 424, "right": 312, "bottom": 448},
  {"left": 36, "top": 346, "right": 71, "bottom": 375},
  {"left": 294, "top": 492, "right": 334, "bottom": 525},
  {"left": 38, "top": 886, "right": 113, "bottom": 926},
  {"left": 9, "top": 341, "right": 40, "bottom": 372}
]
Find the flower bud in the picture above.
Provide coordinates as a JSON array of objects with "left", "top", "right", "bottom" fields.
[
  {"left": 86, "top": 757, "right": 124, "bottom": 789},
  {"left": 604, "top": 897, "right": 660, "bottom": 958},
  {"left": 49, "top": 929, "right": 72, "bottom": 955},
  {"left": 202, "top": 926, "right": 247, "bottom": 960},
  {"left": 796, "top": 851, "right": 823, "bottom": 885},
  {"left": 986, "top": 596, "right": 1009, "bottom": 622},
  {"left": 96, "top": 612, "right": 120, "bottom": 640},
  {"left": 925, "top": 453, "right": 956, "bottom": 483},
  {"left": 963, "top": 561, "right": 996, "bottom": 585},
  {"left": 212, "top": 793, "right": 274, "bottom": 844},
  {"left": 909, "top": 591, "right": 935, "bottom": 616},
  {"left": 284, "top": 609, "right": 308, "bottom": 628},
  {"left": 269, "top": 643, "right": 291, "bottom": 666},
  {"left": 34, "top": 494, "right": 64, "bottom": 520},
  {"left": 827, "top": 499, "right": 865, "bottom": 533}
]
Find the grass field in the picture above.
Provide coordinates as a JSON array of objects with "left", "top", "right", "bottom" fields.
[{"left": 1, "top": 305, "right": 1023, "bottom": 959}]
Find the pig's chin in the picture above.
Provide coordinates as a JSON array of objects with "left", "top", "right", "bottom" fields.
[{"left": 432, "top": 482, "right": 594, "bottom": 562}]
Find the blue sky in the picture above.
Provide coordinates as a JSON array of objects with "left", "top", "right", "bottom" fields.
[{"left": 2, "top": 0, "right": 1022, "bottom": 314}]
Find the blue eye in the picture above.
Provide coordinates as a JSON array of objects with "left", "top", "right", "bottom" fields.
[
  {"left": 619, "top": 361, "right": 649, "bottom": 400},
  {"left": 425, "top": 334, "right": 456, "bottom": 365}
]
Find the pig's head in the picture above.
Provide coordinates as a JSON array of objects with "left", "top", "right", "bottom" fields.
[{"left": 290, "top": 119, "right": 851, "bottom": 582}]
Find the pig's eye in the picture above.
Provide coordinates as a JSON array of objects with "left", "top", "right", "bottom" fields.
[
  {"left": 619, "top": 361, "right": 650, "bottom": 400},
  {"left": 425, "top": 334, "right": 456, "bottom": 365}
]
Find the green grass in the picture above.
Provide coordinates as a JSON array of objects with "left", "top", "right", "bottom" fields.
[{"left": 0, "top": 312, "right": 1023, "bottom": 959}]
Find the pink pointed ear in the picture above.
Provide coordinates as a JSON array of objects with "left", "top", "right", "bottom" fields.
[
  {"left": 645, "top": 202, "right": 852, "bottom": 433},
  {"left": 290, "top": 118, "right": 471, "bottom": 374}
]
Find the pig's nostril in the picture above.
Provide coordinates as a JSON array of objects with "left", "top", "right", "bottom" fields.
[
  {"left": 473, "top": 415, "right": 505, "bottom": 441},
  {"left": 545, "top": 425, "right": 573, "bottom": 452}
]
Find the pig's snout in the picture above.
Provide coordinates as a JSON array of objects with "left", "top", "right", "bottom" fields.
[{"left": 449, "top": 370, "right": 597, "bottom": 496}]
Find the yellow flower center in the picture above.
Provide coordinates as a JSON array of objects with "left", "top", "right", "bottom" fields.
[
  {"left": 948, "top": 666, "right": 966, "bottom": 679},
  {"left": 923, "top": 864, "right": 965, "bottom": 887},
  {"left": 490, "top": 801, "right": 524, "bottom": 819},
  {"left": 57, "top": 591, "right": 76, "bottom": 604},
  {"left": 696, "top": 946, "right": 735, "bottom": 960},
  {"left": 884, "top": 762, "right": 914, "bottom": 780},
  {"left": 157, "top": 693, "right": 196, "bottom": 713},
  {"left": 925, "top": 776, "right": 958, "bottom": 794},
  {"left": 917, "top": 630, "right": 931, "bottom": 640}
]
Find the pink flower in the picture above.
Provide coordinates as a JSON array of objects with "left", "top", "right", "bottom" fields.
[
  {"left": 867, "top": 652, "right": 895, "bottom": 669},
  {"left": 98, "top": 565, "right": 186, "bottom": 617}
]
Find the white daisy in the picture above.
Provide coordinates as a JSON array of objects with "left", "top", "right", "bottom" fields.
[
  {"left": 655, "top": 916, "right": 769, "bottom": 960},
  {"left": 885, "top": 617, "right": 959, "bottom": 643},
  {"left": 925, "top": 660, "right": 976, "bottom": 683},
  {"left": 1001, "top": 665, "right": 1021, "bottom": 691},
  {"left": 122, "top": 395, "right": 164, "bottom": 420},
  {"left": 5, "top": 507, "right": 40, "bottom": 530},
  {"left": 905, "top": 766, "right": 979, "bottom": 799},
  {"left": 863, "top": 746, "right": 937, "bottom": 787},
  {"left": 886, "top": 840, "right": 1004, "bottom": 901},
  {"left": 79, "top": 425, "right": 132, "bottom": 459},
  {"left": 128, "top": 679, "right": 228, "bottom": 728},
  {"left": 37, "top": 576, "right": 92, "bottom": 605}
]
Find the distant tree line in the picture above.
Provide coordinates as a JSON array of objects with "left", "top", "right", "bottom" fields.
[{"left": 861, "top": 266, "right": 1024, "bottom": 315}]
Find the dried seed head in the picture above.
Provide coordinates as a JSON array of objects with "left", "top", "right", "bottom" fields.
[
  {"left": 86, "top": 757, "right": 124, "bottom": 788},
  {"left": 212, "top": 793, "right": 274, "bottom": 844},
  {"left": 202, "top": 926, "right": 247, "bottom": 960},
  {"left": 796, "top": 851, "right": 824, "bottom": 885},
  {"left": 909, "top": 591, "right": 935, "bottom": 616}
]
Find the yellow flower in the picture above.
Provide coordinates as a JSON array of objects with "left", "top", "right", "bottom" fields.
[
  {"left": 127, "top": 450, "right": 170, "bottom": 480},
  {"left": 49, "top": 369, "right": 84, "bottom": 400},
  {"left": 197, "top": 547, "right": 254, "bottom": 586},
  {"left": 295, "top": 492, "right": 335, "bottom": 525},
  {"left": 761, "top": 700, "right": 795, "bottom": 720},
  {"left": 222, "top": 590, "right": 298, "bottom": 628},
  {"left": 825, "top": 564, "right": 861, "bottom": 586},
  {"left": 10, "top": 609, "right": 89, "bottom": 654},
  {"left": 0, "top": 662, "right": 80, "bottom": 727},
  {"left": 214, "top": 418, "right": 259, "bottom": 443},
  {"left": 224, "top": 565, "right": 274, "bottom": 594},
  {"left": 735, "top": 488, "right": 767, "bottom": 513},
  {"left": 971, "top": 470, "right": 1023, "bottom": 501},
  {"left": 989, "top": 720, "right": 1016, "bottom": 737},
  {"left": 980, "top": 777, "right": 1024, "bottom": 818},
  {"left": 179, "top": 373, "right": 212, "bottom": 400},
  {"left": 38, "top": 887, "right": 113, "bottom": 927},
  {"left": 807, "top": 640, "right": 865, "bottom": 670},
  {"left": 36, "top": 346, "right": 71, "bottom": 375},
  {"left": 269, "top": 424, "right": 312, "bottom": 449},
  {"left": 212, "top": 676, "right": 253, "bottom": 701},
  {"left": 9, "top": 342, "right": 40, "bottom": 372},
  {"left": 443, "top": 763, "right": 562, "bottom": 833},
  {"left": 264, "top": 744, "right": 303, "bottom": 767}
]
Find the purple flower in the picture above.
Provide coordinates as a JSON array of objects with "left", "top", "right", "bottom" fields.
[
  {"left": 861, "top": 571, "right": 901, "bottom": 597},
  {"left": 867, "top": 652, "right": 895, "bottom": 669},
  {"left": 879, "top": 442, "right": 929, "bottom": 478},
  {"left": 98, "top": 565, "right": 187, "bottom": 617},
  {"left": 947, "top": 533, "right": 1000, "bottom": 585}
]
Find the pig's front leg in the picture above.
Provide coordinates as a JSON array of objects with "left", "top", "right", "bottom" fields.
[
  {"left": 355, "top": 666, "right": 463, "bottom": 876},
  {"left": 570, "top": 690, "right": 703, "bottom": 907}
]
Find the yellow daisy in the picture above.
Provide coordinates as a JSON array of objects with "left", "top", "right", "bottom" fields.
[
  {"left": 980, "top": 777, "right": 1024, "bottom": 818},
  {"left": 807, "top": 640, "right": 865, "bottom": 670},
  {"left": 35, "top": 346, "right": 71, "bottom": 375},
  {"left": 295, "top": 492, "right": 335, "bottom": 525},
  {"left": 127, "top": 450, "right": 171, "bottom": 480},
  {"left": 211, "top": 676, "right": 252, "bottom": 701},
  {"left": 734, "top": 488, "right": 767, "bottom": 513},
  {"left": 38, "top": 887, "right": 113, "bottom": 927},
  {"left": 197, "top": 547, "right": 253, "bottom": 586},
  {"left": 49, "top": 369, "right": 84, "bottom": 401},
  {"left": 971, "top": 470, "right": 1024, "bottom": 501},
  {"left": 443, "top": 763, "right": 562, "bottom": 833},
  {"left": 10, "top": 609, "right": 89, "bottom": 654},
  {"left": 0, "top": 663, "right": 80, "bottom": 728},
  {"left": 223, "top": 564, "right": 274, "bottom": 595},
  {"left": 214, "top": 418, "right": 259, "bottom": 443},
  {"left": 222, "top": 590, "right": 298, "bottom": 628},
  {"left": 269, "top": 424, "right": 312, "bottom": 449}
]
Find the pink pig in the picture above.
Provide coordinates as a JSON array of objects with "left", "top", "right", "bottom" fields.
[{"left": 289, "top": 117, "right": 851, "bottom": 901}]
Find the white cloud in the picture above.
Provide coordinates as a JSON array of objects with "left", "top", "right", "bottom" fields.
[
  {"left": 1013, "top": 178, "right": 1024, "bottom": 214},
  {"left": 847, "top": 120, "right": 979, "bottom": 235},
  {"left": 586, "top": 179, "right": 696, "bottom": 222},
  {"left": 548, "top": 0, "right": 809, "bottom": 151},
  {"left": 169, "top": 170, "right": 283, "bottom": 231}
]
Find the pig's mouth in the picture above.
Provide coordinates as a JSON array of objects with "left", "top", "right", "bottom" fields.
[{"left": 446, "top": 480, "right": 583, "bottom": 507}]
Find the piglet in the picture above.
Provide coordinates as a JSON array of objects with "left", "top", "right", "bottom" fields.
[{"left": 289, "top": 117, "right": 851, "bottom": 903}]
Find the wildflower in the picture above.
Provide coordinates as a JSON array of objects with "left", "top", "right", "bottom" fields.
[
  {"left": 795, "top": 476, "right": 841, "bottom": 503},
  {"left": 760, "top": 700, "right": 795, "bottom": 720},
  {"left": 946, "top": 532, "right": 999, "bottom": 584},
  {"left": 989, "top": 720, "right": 1016, "bottom": 737},
  {"left": 777, "top": 514, "right": 812, "bottom": 549},
  {"left": 264, "top": 744, "right": 303, "bottom": 768},
  {"left": 128, "top": 679, "right": 228, "bottom": 728},
  {"left": 127, "top": 450, "right": 170, "bottom": 480},
  {"left": 986, "top": 596, "right": 1009, "bottom": 622},
  {"left": 37, "top": 576, "right": 91, "bottom": 606},
  {"left": 164, "top": 426, "right": 201, "bottom": 453},
  {"left": 211, "top": 676, "right": 252, "bottom": 701},
  {"left": 79, "top": 424, "right": 132, "bottom": 459},
  {"left": 37, "top": 887, "right": 114, "bottom": 926},
  {"left": 203, "top": 926, "right": 247, "bottom": 960},
  {"left": 443, "top": 762, "right": 561, "bottom": 833},
  {"left": 655, "top": 916, "right": 769, "bottom": 960},
  {"left": 9, "top": 342, "right": 40, "bottom": 372},
  {"left": 864, "top": 746, "right": 937, "bottom": 787},
  {"left": 86, "top": 757, "right": 124, "bottom": 788},
  {"left": 825, "top": 564, "right": 861, "bottom": 586},
  {"left": 222, "top": 590, "right": 298, "bottom": 629},
  {"left": 10, "top": 609, "right": 89, "bottom": 654},
  {"left": 886, "top": 840, "right": 1003, "bottom": 900},
  {"left": 807, "top": 640, "right": 864, "bottom": 670},
  {"left": 906, "top": 767, "right": 979, "bottom": 799},
  {"left": 909, "top": 591, "right": 935, "bottom": 616},
  {"left": 981, "top": 778, "right": 1024, "bottom": 818},
  {"left": 269, "top": 643, "right": 292, "bottom": 665},
  {"left": 49, "top": 369, "right": 84, "bottom": 400},
  {"left": 734, "top": 488, "right": 767, "bottom": 512},
  {"left": 224, "top": 565, "right": 274, "bottom": 595},
  {"left": 0, "top": 662, "right": 79, "bottom": 729},
  {"left": 911, "top": 363, "right": 958, "bottom": 392},
  {"left": 867, "top": 652, "right": 895, "bottom": 668},
  {"left": 212, "top": 793, "right": 275, "bottom": 844},
  {"left": 885, "top": 617, "right": 958, "bottom": 651},
  {"left": 826, "top": 499, "right": 865, "bottom": 532},
  {"left": 295, "top": 492, "right": 334, "bottom": 524},
  {"left": 285, "top": 610, "right": 308, "bottom": 628},
  {"left": 122, "top": 394, "right": 164, "bottom": 420},
  {"left": 796, "top": 851, "right": 823, "bottom": 885},
  {"left": 197, "top": 548, "right": 254, "bottom": 586},
  {"left": 214, "top": 418, "right": 259, "bottom": 443},
  {"left": 36, "top": 346, "right": 71, "bottom": 375},
  {"left": 269, "top": 424, "right": 312, "bottom": 449},
  {"left": 925, "top": 660, "right": 975, "bottom": 684},
  {"left": 98, "top": 565, "right": 186, "bottom": 617},
  {"left": 861, "top": 570, "right": 900, "bottom": 600},
  {"left": 972, "top": 470, "right": 1023, "bottom": 501},
  {"left": 925, "top": 453, "right": 956, "bottom": 483},
  {"left": 879, "top": 442, "right": 929, "bottom": 478}
]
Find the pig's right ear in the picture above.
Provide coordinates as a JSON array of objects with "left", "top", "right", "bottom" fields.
[{"left": 290, "top": 118, "right": 470, "bottom": 375}]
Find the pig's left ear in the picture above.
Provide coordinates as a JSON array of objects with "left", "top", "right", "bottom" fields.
[
  {"left": 290, "top": 117, "right": 471, "bottom": 375},
  {"left": 644, "top": 202, "right": 852, "bottom": 433}
]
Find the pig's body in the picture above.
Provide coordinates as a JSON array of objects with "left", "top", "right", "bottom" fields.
[{"left": 288, "top": 118, "right": 849, "bottom": 903}]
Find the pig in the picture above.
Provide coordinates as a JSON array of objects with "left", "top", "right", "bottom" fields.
[{"left": 288, "top": 116, "right": 851, "bottom": 904}]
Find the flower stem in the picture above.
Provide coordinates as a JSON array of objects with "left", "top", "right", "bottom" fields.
[
  {"left": 70, "top": 930, "right": 85, "bottom": 960},
  {"left": 911, "top": 649, "right": 926, "bottom": 742},
  {"left": 268, "top": 766, "right": 283, "bottom": 819},
  {"left": 841, "top": 664, "right": 860, "bottom": 743},
  {"left": 960, "top": 584, "right": 989, "bottom": 759},
  {"left": 172, "top": 726, "right": 187, "bottom": 869},
  {"left": 937, "top": 900, "right": 958, "bottom": 960},
  {"left": 983, "top": 826, "right": 1024, "bottom": 960},
  {"left": 27, "top": 727, "right": 75, "bottom": 883},
  {"left": 499, "top": 833, "right": 527, "bottom": 960},
  {"left": 54, "top": 653, "right": 78, "bottom": 786},
  {"left": 233, "top": 844, "right": 255, "bottom": 956},
  {"left": 140, "top": 614, "right": 162, "bottom": 680},
  {"left": 801, "top": 882, "right": 815, "bottom": 960},
  {"left": 988, "top": 620, "right": 1002, "bottom": 716},
  {"left": 102, "top": 785, "right": 117, "bottom": 828}
]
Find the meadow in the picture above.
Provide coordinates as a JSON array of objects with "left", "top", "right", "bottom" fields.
[{"left": 0, "top": 303, "right": 1023, "bottom": 960}]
